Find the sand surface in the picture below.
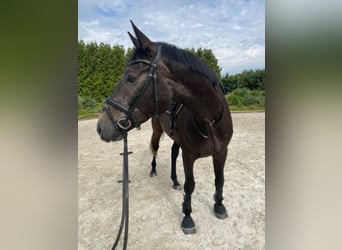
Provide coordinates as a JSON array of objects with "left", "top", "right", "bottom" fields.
[{"left": 78, "top": 112, "right": 265, "bottom": 249}]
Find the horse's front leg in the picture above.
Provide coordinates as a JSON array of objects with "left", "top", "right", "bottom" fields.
[
  {"left": 181, "top": 151, "right": 196, "bottom": 234},
  {"left": 150, "top": 118, "right": 163, "bottom": 177},
  {"left": 171, "top": 142, "right": 181, "bottom": 189},
  {"left": 212, "top": 148, "right": 228, "bottom": 219}
]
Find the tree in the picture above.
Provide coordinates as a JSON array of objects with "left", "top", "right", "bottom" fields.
[
  {"left": 78, "top": 41, "right": 126, "bottom": 103},
  {"left": 221, "top": 69, "right": 265, "bottom": 92}
]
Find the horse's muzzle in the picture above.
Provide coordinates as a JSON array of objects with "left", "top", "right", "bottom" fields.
[{"left": 97, "top": 116, "right": 124, "bottom": 142}]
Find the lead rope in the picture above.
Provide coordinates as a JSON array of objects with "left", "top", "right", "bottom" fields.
[{"left": 112, "top": 129, "right": 132, "bottom": 250}]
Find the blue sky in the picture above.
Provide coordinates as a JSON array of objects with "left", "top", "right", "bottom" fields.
[{"left": 78, "top": 0, "right": 264, "bottom": 75}]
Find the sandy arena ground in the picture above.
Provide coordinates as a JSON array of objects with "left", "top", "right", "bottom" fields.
[{"left": 78, "top": 112, "right": 265, "bottom": 250}]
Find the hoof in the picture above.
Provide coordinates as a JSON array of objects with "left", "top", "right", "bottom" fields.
[
  {"left": 214, "top": 203, "right": 228, "bottom": 219},
  {"left": 150, "top": 171, "right": 157, "bottom": 177},
  {"left": 173, "top": 184, "right": 181, "bottom": 190},
  {"left": 181, "top": 216, "right": 196, "bottom": 234}
]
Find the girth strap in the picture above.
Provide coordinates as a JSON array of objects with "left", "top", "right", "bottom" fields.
[{"left": 167, "top": 104, "right": 183, "bottom": 136}]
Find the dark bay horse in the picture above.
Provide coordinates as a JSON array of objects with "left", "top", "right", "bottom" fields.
[{"left": 97, "top": 21, "right": 233, "bottom": 234}]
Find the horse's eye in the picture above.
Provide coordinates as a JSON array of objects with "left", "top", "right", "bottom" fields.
[{"left": 127, "top": 75, "right": 137, "bottom": 83}]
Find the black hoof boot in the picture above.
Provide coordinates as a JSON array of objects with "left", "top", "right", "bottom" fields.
[
  {"left": 214, "top": 203, "right": 228, "bottom": 219},
  {"left": 150, "top": 170, "right": 157, "bottom": 177},
  {"left": 181, "top": 216, "right": 196, "bottom": 234}
]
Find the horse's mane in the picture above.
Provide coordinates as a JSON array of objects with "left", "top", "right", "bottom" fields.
[
  {"left": 157, "top": 42, "right": 218, "bottom": 86},
  {"left": 129, "top": 42, "right": 218, "bottom": 86}
]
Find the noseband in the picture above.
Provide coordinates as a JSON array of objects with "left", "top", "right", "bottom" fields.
[{"left": 105, "top": 45, "right": 162, "bottom": 130}]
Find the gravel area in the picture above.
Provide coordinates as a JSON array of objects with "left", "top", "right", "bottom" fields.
[{"left": 78, "top": 112, "right": 265, "bottom": 250}]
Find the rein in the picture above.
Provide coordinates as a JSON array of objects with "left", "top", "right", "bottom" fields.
[
  {"left": 112, "top": 129, "right": 131, "bottom": 250},
  {"left": 105, "top": 45, "right": 162, "bottom": 130}
]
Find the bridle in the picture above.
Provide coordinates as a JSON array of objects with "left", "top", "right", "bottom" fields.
[{"left": 105, "top": 45, "right": 162, "bottom": 131}]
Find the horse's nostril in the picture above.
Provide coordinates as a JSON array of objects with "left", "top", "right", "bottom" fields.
[{"left": 97, "top": 124, "right": 101, "bottom": 135}]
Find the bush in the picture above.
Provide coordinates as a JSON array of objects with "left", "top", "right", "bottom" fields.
[
  {"left": 78, "top": 95, "right": 103, "bottom": 119},
  {"left": 256, "top": 95, "right": 265, "bottom": 106},
  {"left": 82, "top": 96, "right": 97, "bottom": 110},
  {"left": 227, "top": 94, "right": 243, "bottom": 106},
  {"left": 250, "top": 89, "right": 264, "bottom": 96},
  {"left": 243, "top": 94, "right": 259, "bottom": 106},
  {"left": 78, "top": 95, "right": 99, "bottom": 111},
  {"left": 232, "top": 88, "right": 250, "bottom": 98},
  {"left": 78, "top": 95, "right": 84, "bottom": 111},
  {"left": 226, "top": 88, "right": 265, "bottom": 108}
]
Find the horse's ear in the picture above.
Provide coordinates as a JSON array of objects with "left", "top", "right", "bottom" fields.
[
  {"left": 128, "top": 32, "right": 139, "bottom": 48},
  {"left": 130, "top": 20, "right": 156, "bottom": 54}
]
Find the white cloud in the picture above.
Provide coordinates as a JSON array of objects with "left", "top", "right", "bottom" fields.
[
  {"left": 97, "top": 0, "right": 127, "bottom": 13},
  {"left": 246, "top": 45, "right": 264, "bottom": 58},
  {"left": 78, "top": 0, "right": 265, "bottom": 74}
]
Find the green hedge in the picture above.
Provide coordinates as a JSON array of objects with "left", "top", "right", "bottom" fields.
[
  {"left": 78, "top": 95, "right": 103, "bottom": 116},
  {"left": 78, "top": 88, "right": 265, "bottom": 119},
  {"left": 226, "top": 88, "right": 264, "bottom": 108}
]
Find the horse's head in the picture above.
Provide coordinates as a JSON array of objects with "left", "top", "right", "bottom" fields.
[{"left": 97, "top": 21, "right": 173, "bottom": 142}]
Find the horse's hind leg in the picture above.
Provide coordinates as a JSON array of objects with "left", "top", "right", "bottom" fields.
[
  {"left": 171, "top": 142, "right": 181, "bottom": 189},
  {"left": 150, "top": 148, "right": 158, "bottom": 177},
  {"left": 212, "top": 148, "right": 228, "bottom": 219},
  {"left": 181, "top": 152, "right": 196, "bottom": 234},
  {"left": 150, "top": 118, "right": 163, "bottom": 177}
]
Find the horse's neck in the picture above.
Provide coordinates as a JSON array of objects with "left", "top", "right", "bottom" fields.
[
  {"left": 174, "top": 77, "right": 228, "bottom": 153},
  {"left": 173, "top": 77, "right": 224, "bottom": 123}
]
